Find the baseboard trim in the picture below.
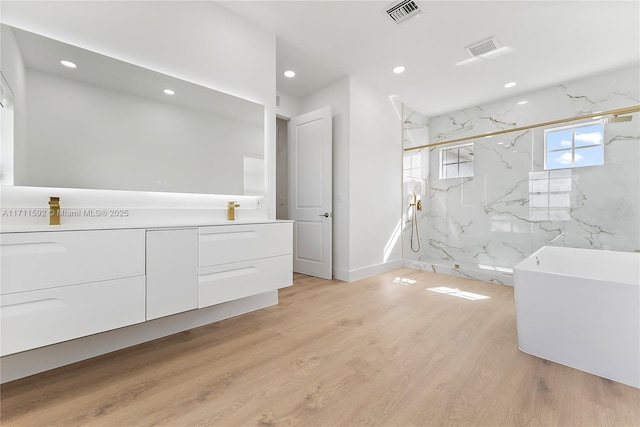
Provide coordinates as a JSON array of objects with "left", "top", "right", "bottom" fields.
[{"left": 334, "top": 259, "right": 403, "bottom": 282}]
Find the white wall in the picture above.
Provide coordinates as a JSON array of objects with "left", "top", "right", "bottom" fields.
[
  {"left": 276, "top": 90, "right": 301, "bottom": 120},
  {"left": 0, "top": 1, "right": 276, "bottom": 218},
  {"left": 348, "top": 78, "right": 402, "bottom": 279}
]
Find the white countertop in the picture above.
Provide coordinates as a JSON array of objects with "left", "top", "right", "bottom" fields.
[{"left": 0, "top": 219, "right": 293, "bottom": 233}]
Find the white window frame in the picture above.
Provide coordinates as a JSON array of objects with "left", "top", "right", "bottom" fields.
[
  {"left": 544, "top": 120, "right": 604, "bottom": 170},
  {"left": 439, "top": 143, "right": 474, "bottom": 179}
]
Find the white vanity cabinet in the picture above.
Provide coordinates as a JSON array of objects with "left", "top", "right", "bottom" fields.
[
  {"left": 198, "top": 223, "right": 293, "bottom": 308},
  {"left": 0, "top": 229, "right": 146, "bottom": 356},
  {"left": 1, "top": 229, "right": 145, "bottom": 295},
  {"left": 146, "top": 228, "right": 198, "bottom": 320},
  {"left": 0, "top": 221, "right": 292, "bottom": 374}
]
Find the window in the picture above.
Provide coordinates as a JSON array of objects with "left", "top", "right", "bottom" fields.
[
  {"left": 528, "top": 169, "right": 572, "bottom": 221},
  {"left": 403, "top": 151, "right": 426, "bottom": 182},
  {"left": 439, "top": 143, "right": 473, "bottom": 179},
  {"left": 403, "top": 150, "right": 429, "bottom": 194},
  {"left": 544, "top": 121, "right": 604, "bottom": 170}
]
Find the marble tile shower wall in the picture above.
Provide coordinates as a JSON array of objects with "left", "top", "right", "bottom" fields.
[{"left": 403, "top": 66, "right": 640, "bottom": 285}]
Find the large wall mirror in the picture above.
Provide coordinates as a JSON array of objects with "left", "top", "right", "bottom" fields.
[{"left": 0, "top": 24, "right": 265, "bottom": 196}]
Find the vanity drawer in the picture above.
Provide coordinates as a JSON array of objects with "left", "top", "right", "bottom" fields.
[
  {"left": 0, "top": 229, "right": 145, "bottom": 295},
  {"left": 198, "top": 254, "right": 292, "bottom": 308},
  {"left": 0, "top": 276, "right": 145, "bottom": 356},
  {"left": 199, "top": 223, "right": 292, "bottom": 267}
]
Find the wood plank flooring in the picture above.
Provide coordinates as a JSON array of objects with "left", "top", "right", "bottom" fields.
[{"left": 1, "top": 268, "right": 639, "bottom": 426}]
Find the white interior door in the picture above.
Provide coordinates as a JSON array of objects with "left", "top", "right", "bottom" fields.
[{"left": 289, "top": 107, "right": 332, "bottom": 279}]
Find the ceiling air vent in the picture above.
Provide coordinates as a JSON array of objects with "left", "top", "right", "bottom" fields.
[
  {"left": 466, "top": 37, "right": 500, "bottom": 57},
  {"left": 385, "top": 0, "right": 422, "bottom": 24},
  {"left": 457, "top": 36, "right": 514, "bottom": 66}
]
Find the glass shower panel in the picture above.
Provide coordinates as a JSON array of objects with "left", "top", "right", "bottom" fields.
[
  {"left": 402, "top": 75, "right": 639, "bottom": 286},
  {"left": 532, "top": 111, "right": 640, "bottom": 255}
]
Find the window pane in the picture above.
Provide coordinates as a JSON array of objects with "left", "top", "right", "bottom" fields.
[
  {"left": 403, "top": 155, "right": 411, "bottom": 170},
  {"left": 575, "top": 123, "right": 603, "bottom": 147},
  {"left": 443, "top": 148, "right": 458, "bottom": 164},
  {"left": 574, "top": 146, "right": 604, "bottom": 167},
  {"left": 549, "top": 169, "right": 572, "bottom": 178},
  {"left": 529, "top": 194, "right": 548, "bottom": 208},
  {"left": 413, "top": 156, "right": 421, "bottom": 168},
  {"left": 529, "top": 179, "right": 548, "bottom": 193},
  {"left": 440, "top": 144, "right": 474, "bottom": 179},
  {"left": 549, "top": 193, "right": 570, "bottom": 208},
  {"left": 546, "top": 128, "right": 573, "bottom": 151},
  {"left": 549, "top": 177, "right": 572, "bottom": 192},
  {"left": 529, "top": 170, "right": 548, "bottom": 180},
  {"left": 459, "top": 146, "right": 473, "bottom": 162},
  {"left": 404, "top": 153, "right": 421, "bottom": 173},
  {"left": 459, "top": 161, "right": 473, "bottom": 177},
  {"left": 547, "top": 149, "right": 572, "bottom": 170},
  {"left": 444, "top": 164, "right": 458, "bottom": 179}
]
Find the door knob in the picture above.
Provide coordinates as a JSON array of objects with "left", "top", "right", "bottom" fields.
[{"left": 319, "top": 212, "right": 332, "bottom": 218}]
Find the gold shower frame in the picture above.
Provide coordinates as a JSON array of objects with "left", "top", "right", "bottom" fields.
[{"left": 404, "top": 105, "right": 640, "bottom": 152}]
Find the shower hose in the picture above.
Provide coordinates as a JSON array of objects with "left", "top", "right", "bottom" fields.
[{"left": 410, "top": 198, "right": 420, "bottom": 253}]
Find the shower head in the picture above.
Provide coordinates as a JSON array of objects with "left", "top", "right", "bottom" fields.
[{"left": 602, "top": 115, "right": 633, "bottom": 124}]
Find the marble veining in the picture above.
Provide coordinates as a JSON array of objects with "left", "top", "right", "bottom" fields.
[{"left": 403, "top": 65, "right": 640, "bottom": 285}]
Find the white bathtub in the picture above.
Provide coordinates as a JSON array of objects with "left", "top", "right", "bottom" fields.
[{"left": 513, "top": 246, "right": 640, "bottom": 388}]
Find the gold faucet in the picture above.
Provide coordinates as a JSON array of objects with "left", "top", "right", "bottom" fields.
[
  {"left": 227, "top": 201, "right": 240, "bottom": 220},
  {"left": 49, "top": 196, "right": 61, "bottom": 225}
]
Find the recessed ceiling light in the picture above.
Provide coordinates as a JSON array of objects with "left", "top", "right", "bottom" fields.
[
  {"left": 60, "top": 60, "right": 77, "bottom": 68},
  {"left": 393, "top": 65, "right": 405, "bottom": 74},
  {"left": 504, "top": 81, "right": 517, "bottom": 88},
  {"left": 284, "top": 70, "right": 296, "bottom": 78},
  {"left": 517, "top": 100, "right": 528, "bottom": 105},
  {"left": 163, "top": 89, "right": 175, "bottom": 95}
]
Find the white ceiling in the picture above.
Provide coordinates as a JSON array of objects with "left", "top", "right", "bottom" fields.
[{"left": 220, "top": 0, "right": 640, "bottom": 117}]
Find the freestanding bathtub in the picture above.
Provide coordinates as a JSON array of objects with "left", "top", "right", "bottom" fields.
[{"left": 513, "top": 246, "right": 640, "bottom": 389}]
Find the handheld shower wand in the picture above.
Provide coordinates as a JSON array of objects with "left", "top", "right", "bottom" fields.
[{"left": 409, "top": 192, "right": 422, "bottom": 252}]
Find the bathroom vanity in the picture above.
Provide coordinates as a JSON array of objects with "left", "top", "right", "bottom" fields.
[
  {"left": 0, "top": 22, "right": 287, "bottom": 383},
  {"left": 0, "top": 220, "right": 292, "bottom": 382}
]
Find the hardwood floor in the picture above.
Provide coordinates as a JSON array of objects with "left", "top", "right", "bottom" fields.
[{"left": 2, "top": 268, "right": 639, "bottom": 426}]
